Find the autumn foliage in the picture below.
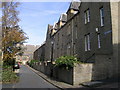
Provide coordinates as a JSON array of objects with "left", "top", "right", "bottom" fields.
[{"left": 2, "top": 2, "right": 28, "bottom": 65}]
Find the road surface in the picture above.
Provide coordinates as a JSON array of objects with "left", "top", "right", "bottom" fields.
[{"left": 2, "top": 65, "right": 58, "bottom": 89}]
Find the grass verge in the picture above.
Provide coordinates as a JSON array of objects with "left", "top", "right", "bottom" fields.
[{"left": 2, "top": 66, "right": 19, "bottom": 84}]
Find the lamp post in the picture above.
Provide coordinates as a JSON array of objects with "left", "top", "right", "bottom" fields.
[
  {"left": 96, "top": 27, "right": 100, "bottom": 34},
  {"left": 51, "top": 41, "right": 54, "bottom": 62},
  {"left": 38, "top": 54, "right": 40, "bottom": 61}
]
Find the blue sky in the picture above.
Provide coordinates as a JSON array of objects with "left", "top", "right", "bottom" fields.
[{"left": 18, "top": 2, "right": 70, "bottom": 45}]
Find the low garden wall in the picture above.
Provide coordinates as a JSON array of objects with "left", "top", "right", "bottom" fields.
[
  {"left": 32, "top": 62, "right": 52, "bottom": 76},
  {"left": 73, "top": 63, "right": 93, "bottom": 85},
  {"left": 53, "top": 63, "right": 93, "bottom": 85},
  {"left": 53, "top": 66, "right": 73, "bottom": 85},
  {"left": 29, "top": 53, "right": 116, "bottom": 85},
  {"left": 31, "top": 62, "right": 93, "bottom": 85}
]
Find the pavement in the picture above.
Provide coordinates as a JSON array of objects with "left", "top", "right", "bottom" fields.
[
  {"left": 81, "top": 80, "right": 119, "bottom": 88},
  {"left": 27, "top": 65, "right": 120, "bottom": 89}
]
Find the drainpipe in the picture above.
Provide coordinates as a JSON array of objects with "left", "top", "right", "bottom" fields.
[
  {"left": 72, "top": 19, "right": 74, "bottom": 55},
  {"left": 51, "top": 41, "right": 54, "bottom": 62}
]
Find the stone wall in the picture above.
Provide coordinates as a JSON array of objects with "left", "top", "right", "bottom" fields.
[
  {"left": 32, "top": 62, "right": 52, "bottom": 76},
  {"left": 31, "top": 62, "right": 93, "bottom": 85},
  {"left": 118, "top": 2, "right": 120, "bottom": 77},
  {"left": 110, "top": 2, "right": 120, "bottom": 77},
  {"left": 53, "top": 66, "right": 73, "bottom": 85},
  {"left": 73, "top": 63, "right": 93, "bottom": 85},
  {"left": 91, "top": 55, "right": 113, "bottom": 80},
  {"left": 31, "top": 59, "right": 117, "bottom": 85},
  {"left": 33, "top": 44, "right": 45, "bottom": 61}
]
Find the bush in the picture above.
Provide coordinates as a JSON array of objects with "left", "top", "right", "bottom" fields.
[
  {"left": 55, "top": 56, "right": 79, "bottom": 70},
  {"left": 3, "top": 65, "right": 12, "bottom": 70},
  {"left": 3, "top": 58, "right": 15, "bottom": 66},
  {"left": 28, "top": 60, "right": 39, "bottom": 66}
]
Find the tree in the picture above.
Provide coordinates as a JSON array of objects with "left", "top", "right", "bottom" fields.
[
  {"left": 2, "top": 2, "right": 20, "bottom": 28},
  {"left": 2, "top": 2, "right": 28, "bottom": 66}
]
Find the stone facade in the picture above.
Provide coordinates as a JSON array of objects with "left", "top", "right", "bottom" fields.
[
  {"left": 45, "top": 24, "right": 53, "bottom": 62},
  {"left": 33, "top": 43, "right": 45, "bottom": 61},
  {"left": 33, "top": 1, "right": 120, "bottom": 85},
  {"left": 110, "top": 2, "right": 120, "bottom": 78}
]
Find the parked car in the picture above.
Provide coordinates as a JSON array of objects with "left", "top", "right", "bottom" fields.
[
  {"left": 13, "top": 63, "right": 20, "bottom": 73},
  {"left": 14, "top": 63, "right": 20, "bottom": 69}
]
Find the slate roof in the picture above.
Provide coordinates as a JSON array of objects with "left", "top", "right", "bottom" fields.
[
  {"left": 59, "top": 13, "right": 67, "bottom": 22},
  {"left": 53, "top": 22, "right": 58, "bottom": 30},
  {"left": 47, "top": 24, "right": 53, "bottom": 35},
  {"left": 69, "top": 1, "right": 81, "bottom": 10},
  {"left": 48, "top": 24, "right": 53, "bottom": 31}
]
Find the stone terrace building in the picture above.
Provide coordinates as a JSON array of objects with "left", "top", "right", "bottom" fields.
[
  {"left": 33, "top": 43, "right": 45, "bottom": 61},
  {"left": 34, "top": 1, "right": 119, "bottom": 83}
]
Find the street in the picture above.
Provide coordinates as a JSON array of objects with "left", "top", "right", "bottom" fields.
[{"left": 2, "top": 65, "right": 58, "bottom": 89}]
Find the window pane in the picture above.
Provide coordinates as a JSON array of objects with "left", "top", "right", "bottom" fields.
[
  {"left": 85, "top": 36, "right": 87, "bottom": 51},
  {"left": 98, "top": 34, "right": 101, "bottom": 48},
  {"left": 84, "top": 12, "right": 87, "bottom": 24},
  {"left": 87, "top": 34, "right": 90, "bottom": 50},
  {"left": 87, "top": 9, "right": 90, "bottom": 22},
  {"left": 100, "top": 7, "right": 104, "bottom": 26},
  {"left": 101, "top": 8, "right": 104, "bottom": 17}
]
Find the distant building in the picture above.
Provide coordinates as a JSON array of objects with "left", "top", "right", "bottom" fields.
[
  {"left": 23, "top": 45, "right": 40, "bottom": 60},
  {"left": 16, "top": 44, "right": 40, "bottom": 64}
]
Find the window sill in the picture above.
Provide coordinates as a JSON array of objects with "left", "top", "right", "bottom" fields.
[
  {"left": 85, "top": 22, "right": 90, "bottom": 25},
  {"left": 100, "top": 25, "right": 104, "bottom": 27},
  {"left": 85, "top": 50, "right": 91, "bottom": 52},
  {"left": 97, "top": 48, "right": 101, "bottom": 50}
]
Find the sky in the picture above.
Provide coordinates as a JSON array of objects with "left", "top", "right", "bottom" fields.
[{"left": 17, "top": 2, "right": 70, "bottom": 46}]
